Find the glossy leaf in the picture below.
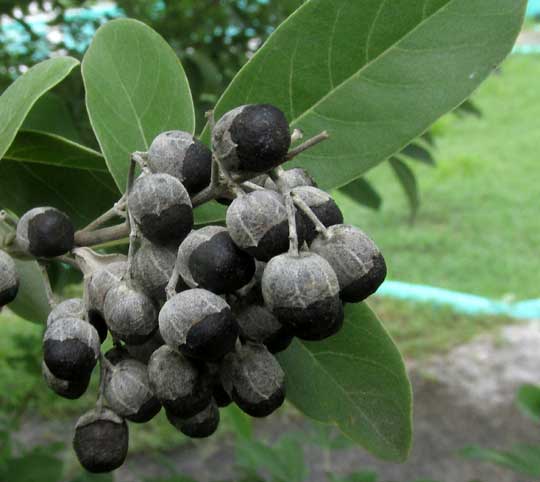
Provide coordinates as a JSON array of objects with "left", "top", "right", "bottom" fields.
[
  {"left": 82, "top": 19, "right": 195, "bottom": 190},
  {"left": 205, "top": 0, "right": 525, "bottom": 189},
  {"left": 0, "top": 57, "right": 79, "bottom": 159},
  {"left": 517, "top": 384, "right": 540, "bottom": 422},
  {"left": 337, "top": 178, "right": 382, "bottom": 211},
  {"left": 389, "top": 157, "right": 419, "bottom": 221},
  {"left": 277, "top": 303, "right": 412, "bottom": 462}
]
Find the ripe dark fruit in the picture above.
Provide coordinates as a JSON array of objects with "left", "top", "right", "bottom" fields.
[
  {"left": 310, "top": 224, "right": 387, "bottom": 303},
  {"left": 213, "top": 104, "right": 291, "bottom": 174},
  {"left": 16, "top": 207, "right": 74, "bottom": 257},
  {"left": 0, "top": 250, "right": 19, "bottom": 307},
  {"left": 226, "top": 190, "right": 305, "bottom": 262},
  {"left": 43, "top": 317, "right": 100, "bottom": 381},
  {"left": 166, "top": 399, "right": 220, "bottom": 438},
  {"left": 128, "top": 173, "right": 193, "bottom": 246},
  {"left": 73, "top": 408, "right": 128, "bottom": 473},
  {"left": 103, "top": 284, "right": 157, "bottom": 345},
  {"left": 148, "top": 345, "right": 212, "bottom": 418},
  {"left": 177, "top": 226, "right": 255, "bottom": 293},
  {"left": 291, "top": 186, "right": 343, "bottom": 243},
  {"left": 262, "top": 252, "right": 343, "bottom": 340},
  {"left": 131, "top": 239, "right": 187, "bottom": 304},
  {"left": 104, "top": 359, "right": 161, "bottom": 423},
  {"left": 42, "top": 361, "right": 91, "bottom": 400},
  {"left": 125, "top": 331, "right": 165, "bottom": 365},
  {"left": 265, "top": 168, "right": 317, "bottom": 191},
  {"left": 104, "top": 346, "right": 131, "bottom": 366},
  {"left": 235, "top": 303, "right": 293, "bottom": 354},
  {"left": 159, "top": 289, "right": 238, "bottom": 361},
  {"left": 221, "top": 343, "right": 285, "bottom": 417},
  {"left": 147, "top": 131, "right": 212, "bottom": 195}
]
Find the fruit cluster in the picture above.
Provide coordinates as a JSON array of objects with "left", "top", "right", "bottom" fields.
[{"left": 0, "top": 104, "right": 386, "bottom": 473}]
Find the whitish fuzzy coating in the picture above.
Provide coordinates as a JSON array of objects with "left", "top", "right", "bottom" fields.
[
  {"left": 16, "top": 207, "right": 74, "bottom": 257},
  {"left": 43, "top": 317, "right": 101, "bottom": 354},
  {"left": 128, "top": 173, "right": 193, "bottom": 245},
  {"left": 166, "top": 399, "right": 220, "bottom": 438},
  {"left": 42, "top": 361, "right": 90, "bottom": 399},
  {"left": 310, "top": 224, "right": 387, "bottom": 302},
  {"left": 0, "top": 250, "right": 19, "bottom": 306},
  {"left": 148, "top": 345, "right": 211, "bottom": 417},
  {"left": 87, "top": 261, "right": 126, "bottom": 317},
  {"left": 159, "top": 288, "right": 237, "bottom": 360},
  {"left": 264, "top": 168, "right": 316, "bottom": 191},
  {"left": 131, "top": 240, "right": 185, "bottom": 304},
  {"left": 220, "top": 343, "right": 285, "bottom": 417},
  {"left": 104, "top": 284, "right": 157, "bottom": 345},
  {"left": 104, "top": 359, "right": 161, "bottom": 423},
  {"left": 211, "top": 106, "right": 245, "bottom": 171},
  {"left": 176, "top": 226, "right": 227, "bottom": 288},
  {"left": 47, "top": 298, "right": 85, "bottom": 327}
]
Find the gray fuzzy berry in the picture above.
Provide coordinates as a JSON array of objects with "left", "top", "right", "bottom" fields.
[
  {"left": 47, "top": 298, "right": 85, "bottom": 327},
  {"left": 126, "top": 331, "right": 165, "bottom": 364},
  {"left": 87, "top": 261, "right": 126, "bottom": 321},
  {"left": 0, "top": 250, "right": 19, "bottom": 307},
  {"left": 220, "top": 342, "right": 285, "bottom": 417},
  {"left": 103, "top": 284, "right": 157, "bottom": 345},
  {"left": 43, "top": 317, "right": 100, "bottom": 380},
  {"left": 42, "top": 360, "right": 90, "bottom": 399},
  {"left": 128, "top": 173, "right": 193, "bottom": 246},
  {"left": 166, "top": 399, "right": 220, "bottom": 438},
  {"left": 264, "top": 168, "right": 316, "bottom": 191},
  {"left": 104, "top": 359, "right": 161, "bottom": 423},
  {"left": 159, "top": 288, "right": 237, "bottom": 361},
  {"left": 310, "top": 224, "right": 387, "bottom": 303},
  {"left": 148, "top": 345, "right": 211, "bottom": 418}
]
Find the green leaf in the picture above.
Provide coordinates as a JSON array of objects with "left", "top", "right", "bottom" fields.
[
  {"left": 194, "top": 202, "right": 227, "bottom": 226},
  {"left": 461, "top": 445, "right": 540, "bottom": 477},
  {"left": 517, "top": 384, "right": 540, "bottom": 422},
  {"left": 82, "top": 18, "right": 195, "bottom": 191},
  {"left": 455, "top": 99, "right": 482, "bottom": 118},
  {"left": 222, "top": 404, "right": 253, "bottom": 440},
  {"left": 399, "top": 143, "right": 435, "bottom": 166},
  {"left": 389, "top": 157, "right": 419, "bottom": 221},
  {"left": 0, "top": 131, "right": 120, "bottom": 227},
  {"left": 328, "top": 472, "right": 378, "bottom": 482},
  {"left": 205, "top": 0, "right": 525, "bottom": 189},
  {"left": 0, "top": 57, "right": 79, "bottom": 160},
  {"left": 277, "top": 303, "right": 412, "bottom": 462},
  {"left": 337, "top": 178, "right": 382, "bottom": 211}
]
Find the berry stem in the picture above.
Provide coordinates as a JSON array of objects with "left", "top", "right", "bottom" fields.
[
  {"left": 291, "top": 192, "right": 330, "bottom": 239},
  {"left": 286, "top": 130, "right": 329, "bottom": 160},
  {"left": 166, "top": 261, "right": 181, "bottom": 300},
  {"left": 74, "top": 222, "right": 130, "bottom": 247},
  {"left": 0, "top": 209, "right": 17, "bottom": 228},
  {"left": 38, "top": 262, "right": 58, "bottom": 309},
  {"left": 285, "top": 193, "right": 299, "bottom": 256},
  {"left": 79, "top": 194, "right": 127, "bottom": 233}
]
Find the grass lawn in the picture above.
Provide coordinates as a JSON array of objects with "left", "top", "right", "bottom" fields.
[{"left": 336, "top": 54, "right": 540, "bottom": 300}]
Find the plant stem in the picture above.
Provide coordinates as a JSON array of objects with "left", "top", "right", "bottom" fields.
[
  {"left": 284, "top": 193, "right": 299, "bottom": 256},
  {"left": 0, "top": 210, "right": 17, "bottom": 228},
  {"left": 39, "top": 262, "right": 58, "bottom": 309},
  {"left": 74, "top": 222, "right": 130, "bottom": 247},
  {"left": 80, "top": 195, "right": 126, "bottom": 233},
  {"left": 291, "top": 192, "right": 330, "bottom": 238},
  {"left": 286, "top": 131, "right": 329, "bottom": 160}
]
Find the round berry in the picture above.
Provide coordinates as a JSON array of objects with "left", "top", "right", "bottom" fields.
[
  {"left": 16, "top": 207, "right": 74, "bottom": 257},
  {"left": 221, "top": 343, "right": 285, "bottom": 417},
  {"left": 131, "top": 239, "right": 187, "bottom": 305},
  {"left": 177, "top": 226, "right": 255, "bottom": 293},
  {"left": 73, "top": 408, "right": 128, "bottom": 473},
  {"left": 147, "top": 131, "right": 212, "bottom": 195},
  {"left": 42, "top": 361, "right": 90, "bottom": 400},
  {"left": 0, "top": 250, "right": 19, "bottom": 307},
  {"left": 159, "top": 289, "right": 238, "bottom": 362},
  {"left": 213, "top": 104, "right": 291, "bottom": 174},
  {"left": 310, "top": 225, "right": 387, "bottom": 303},
  {"left": 264, "top": 168, "right": 316, "bottom": 191},
  {"left": 47, "top": 298, "right": 85, "bottom": 327},
  {"left": 104, "top": 359, "right": 161, "bottom": 423},
  {"left": 291, "top": 186, "right": 343, "bottom": 243},
  {"left": 43, "top": 317, "right": 100, "bottom": 381},
  {"left": 104, "top": 345, "right": 131, "bottom": 366},
  {"left": 128, "top": 173, "right": 193, "bottom": 246},
  {"left": 103, "top": 284, "right": 157, "bottom": 345},
  {"left": 166, "top": 399, "right": 220, "bottom": 438},
  {"left": 125, "top": 331, "right": 165, "bottom": 365},
  {"left": 148, "top": 345, "right": 212, "bottom": 418},
  {"left": 226, "top": 190, "right": 305, "bottom": 262},
  {"left": 262, "top": 252, "right": 343, "bottom": 340}
]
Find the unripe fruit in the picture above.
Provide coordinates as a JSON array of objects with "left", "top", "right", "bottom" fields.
[
  {"left": 103, "top": 284, "right": 158, "bottom": 345},
  {"left": 0, "top": 250, "right": 19, "bottom": 307},
  {"left": 128, "top": 173, "right": 193, "bottom": 246},
  {"left": 159, "top": 289, "right": 238, "bottom": 361},
  {"left": 212, "top": 104, "right": 291, "bottom": 174},
  {"left": 310, "top": 224, "right": 387, "bottom": 303},
  {"left": 262, "top": 252, "right": 344, "bottom": 340},
  {"left": 264, "top": 168, "right": 316, "bottom": 191},
  {"left": 235, "top": 304, "right": 292, "bottom": 354},
  {"left": 221, "top": 343, "right": 285, "bottom": 417},
  {"left": 166, "top": 399, "right": 220, "bottom": 438},
  {"left": 147, "top": 131, "right": 212, "bottom": 195},
  {"left": 42, "top": 361, "right": 90, "bottom": 400},
  {"left": 148, "top": 345, "right": 212, "bottom": 418},
  {"left": 104, "top": 359, "right": 161, "bottom": 423},
  {"left": 226, "top": 190, "right": 305, "bottom": 262},
  {"left": 16, "top": 207, "right": 74, "bottom": 257},
  {"left": 177, "top": 226, "right": 255, "bottom": 293},
  {"left": 131, "top": 239, "right": 187, "bottom": 305},
  {"left": 43, "top": 317, "right": 100, "bottom": 381},
  {"left": 291, "top": 186, "right": 343, "bottom": 243},
  {"left": 47, "top": 298, "right": 85, "bottom": 326},
  {"left": 73, "top": 408, "right": 128, "bottom": 473}
]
